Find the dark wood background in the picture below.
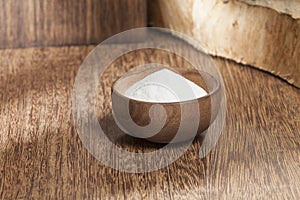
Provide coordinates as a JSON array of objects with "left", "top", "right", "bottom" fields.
[
  {"left": 0, "top": 0, "right": 146, "bottom": 48},
  {"left": 0, "top": 41, "right": 299, "bottom": 199}
]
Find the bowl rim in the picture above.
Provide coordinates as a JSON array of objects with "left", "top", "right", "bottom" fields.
[{"left": 112, "top": 69, "right": 221, "bottom": 105}]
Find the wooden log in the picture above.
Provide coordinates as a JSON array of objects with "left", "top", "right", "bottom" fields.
[
  {"left": 0, "top": 0, "right": 146, "bottom": 49},
  {"left": 148, "top": 0, "right": 300, "bottom": 88},
  {"left": 241, "top": 0, "right": 300, "bottom": 18}
]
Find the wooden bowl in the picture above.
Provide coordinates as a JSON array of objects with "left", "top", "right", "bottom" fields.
[{"left": 111, "top": 67, "right": 222, "bottom": 143}]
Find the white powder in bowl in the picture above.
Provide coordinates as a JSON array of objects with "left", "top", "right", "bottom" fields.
[{"left": 124, "top": 69, "right": 207, "bottom": 103}]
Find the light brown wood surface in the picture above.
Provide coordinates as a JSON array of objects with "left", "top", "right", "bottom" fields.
[
  {"left": 0, "top": 0, "right": 146, "bottom": 49},
  {"left": 0, "top": 43, "right": 299, "bottom": 199},
  {"left": 148, "top": 0, "right": 300, "bottom": 88},
  {"left": 241, "top": 0, "right": 300, "bottom": 19}
]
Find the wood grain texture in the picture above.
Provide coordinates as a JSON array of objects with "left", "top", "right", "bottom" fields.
[
  {"left": 241, "top": 0, "right": 300, "bottom": 19},
  {"left": 0, "top": 0, "right": 146, "bottom": 49},
  {"left": 0, "top": 43, "right": 299, "bottom": 199},
  {"left": 148, "top": 0, "right": 300, "bottom": 88}
]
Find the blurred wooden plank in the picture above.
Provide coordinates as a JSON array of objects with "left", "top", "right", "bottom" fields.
[
  {"left": 0, "top": 0, "right": 146, "bottom": 48},
  {"left": 0, "top": 44, "right": 299, "bottom": 199}
]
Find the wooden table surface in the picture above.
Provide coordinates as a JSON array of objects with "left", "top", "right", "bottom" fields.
[{"left": 0, "top": 44, "right": 299, "bottom": 199}]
